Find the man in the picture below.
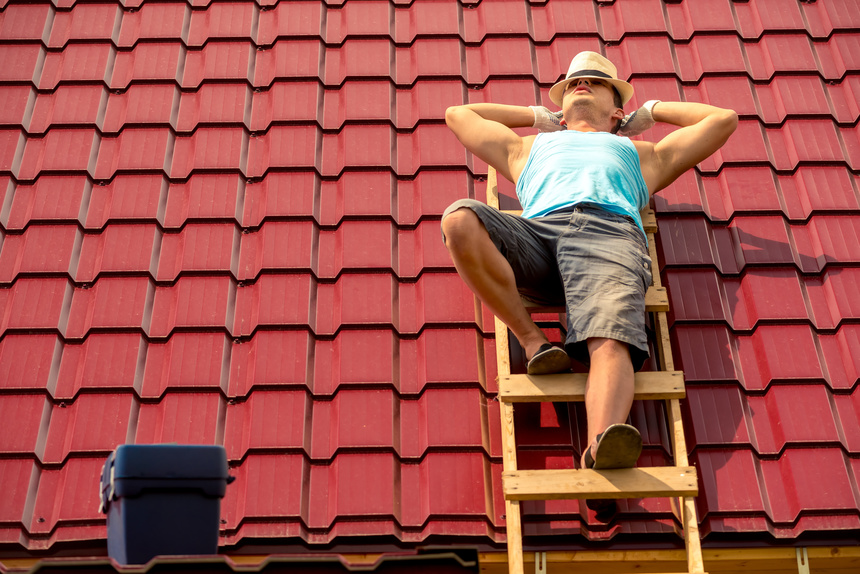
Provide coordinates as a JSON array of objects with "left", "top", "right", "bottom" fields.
[{"left": 441, "top": 52, "right": 736, "bottom": 486}]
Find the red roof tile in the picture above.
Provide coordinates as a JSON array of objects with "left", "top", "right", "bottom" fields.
[{"left": 2, "top": 0, "right": 860, "bottom": 556}]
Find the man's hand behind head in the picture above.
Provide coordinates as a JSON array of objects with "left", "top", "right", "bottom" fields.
[{"left": 530, "top": 106, "right": 566, "bottom": 133}]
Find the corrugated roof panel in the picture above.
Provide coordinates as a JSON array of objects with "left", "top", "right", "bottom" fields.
[
  {"left": 221, "top": 453, "right": 306, "bottom": 530},
  {"left": 29, "top": 86, "right": 104, "bottom": 133},
  {"left": 663, "top": 0, "right": 736, "bottom": 40},
  {"left": 76, "top": 225, "right": 157, "bottom": 282},
  {"left": 241, "top": 173, "right": 316, "bottom": 227},
  {"left": 0, "top": 459, "right": 35, "bottom": 526},
  {"left": 163, "top": 174, "right": 242, "bottom": 229},
  {"left": 0, "top": 394, "right": 46, "bottom": 456},
  {"left": 695, "top": 449, "right": 766, "bottom": 515},
  {"left": 598, "top": 0, "right": 670, "bottom": 42},
  {"left": 684, "top": 385, "right": 752, "bottom": 448},
  {"left": 396, "top": 38, "right": 464, "bottom": 84},
  {"left": 246, "top": 125, "right": 317, "bottom": 177},
  {"left": 54, "top": 334, "right": 143, "bottom": 399},
  {"left": 399, "top": 388, "right": 488, "bottom": 458},
  {"left": 316, "top": 220, "right": 392, "bottom": 277},
  {"left": 156, "top": 223, "right": 239, "bottom": 281},
  {"left": 0, "top": 277, "right": 69, "bottom": 334},
  {"left": 29, "top": 457, "right": 104, "bottom": 536},
  {"left": 84, "top": 175, "right": 163, "bottom": 229},
  {"left": 253, "top": 39, "right": 322, "bottom": 87},
  {"left": 747, "top": 385, "right": 841, "bottom": 455},
  {"left": 833, "top": 390, "right": 860, "bottom": 453},
  {"left": 760, "top": 449, "right": 857, "bottom": 525},
  {"left": 461, "top": 0, "right": 529, "bottom": 43},
  {"left": 170, "top": 127, "right": 246, "bottom": 179},
  {"left": 530, "top": 0, "right": 599, "bottom": 40},
  {"left": 257, "top": 1, "right": 323, "bottom": 45},
  {"left": 148, "top": 276, "right": 232, "bottom": 337},
  {"left": 734, "top": 0, "right": 806, "bottom": 39},
  {"left": 0, "top": 86, "right": 32, "bottom": 128},
  {"left": 176, "top": 83, "right": 249, "bottom": 131},
  {"left": 136, "top": 392, "right": 223, "bottom": 445},
  {"left": 397, "top": 222, "right": 458, "bottom": 278},
  {"left": 186, "top": 2, "right": 256, "bottom": 47},
  {"left": 18, "top": 130, "right": 97, "bottom": 181},
  {"left": 0, "top": 46, "right": 42, "bottom": 83},
  {"left": 47, "top": 3, "right": 118, "bottom": 48},
  {"left": 140, "top": 333, "right": 228, "bottom": 399},
  {"left": 464, "top": 37, "right": 535, "bottom": 84},
  {"left": 306, "top": 453, "right": 396, "bottom": 527},
  {"left": 399, "top": 453, "right": 492, "bottom": 521},
  {"left": 182, "top": 42, "right": 254, "bottom": 87},
  {"left": 682, "top": 77, "right": 758, "bottom": 119},
  {"left": 42, "top": 393, "right": 132, "bottom": 464},
  {"left": 39, "top": 44, "right": 112, "bottom": 89},
  {"left": 326, "top": 0, "right": 390, "bottom": 43},
  {"left": 392, "top": 0, "right": 460, "bottom": 43},
  {"left": 65, "top": 277, "right": 149, "bottom": 339},
  {"left": 0, "top": 3, "right": 51, "bottom": 41},
  {"left": 237, "top": 221, "right": 314, "bottom": 280},
  {"left": 232, "top": 274, "right": 311, "bottom": 336},
  {"left": 397, "top": 273, "right": 476, "bottom": 333},
  {"left": 116, "top": 1, "right": 187, "bottom": 47},
  {"left": 102, "top": 85, "right": 177, "bottom": 133},
  {"left": 223, "top": 389, "right": 308, "bottom": 461},
  {"left": 803, "top": 0, "right": 860, "bottom": 36},
  {"left": 396, "top": 171, "right": 470, "bottom": 225},
  {"left": 251, "top": 82, "right": 319, "bottom": 130},
  {"left": 309, "top": 388, "right": 394, "bottom": 458},
  {"left": 93, "top": 129, "right": 170, "bottom": 180},
  {"left": 111, "top": 43, "right": 184, "bottom": 89},
  {"left": 313, "top": 274, "right": 393, "bottom": 335},
  {"left": 397, "top": 125, "right": 464, "bottom": 174},
  {"left": 0, "top": 334, "right": 58, "bottom": 391},
  {"left": 0, "top": 225, "right": 79, "bottom": 283},
  {"left": 227, "top": 330, "right": 310, "bottom": 398}
]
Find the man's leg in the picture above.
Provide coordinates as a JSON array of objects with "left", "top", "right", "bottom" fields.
[
  {"left": 441, "top": 207, "right": 549, "bottom": 361},
  {"left": 581, "top": 337, "right": 636, "bottom": 466}
]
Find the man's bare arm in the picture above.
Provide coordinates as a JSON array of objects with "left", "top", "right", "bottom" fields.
[
  {"left": 636, "top": 102, "right": 738, "bottom": 194},
  {"left": 445, "top": 104, "right": 535, "bottom": 183}
]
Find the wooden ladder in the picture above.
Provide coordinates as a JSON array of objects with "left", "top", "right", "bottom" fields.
[{"left": 483, "top": 167, "right": 705, "bottom": 574}]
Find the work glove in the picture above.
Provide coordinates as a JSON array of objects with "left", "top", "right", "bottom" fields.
[
  {"left": 530, "top": 105, "right": 566, "bottom": 132},
  {"left": 617, "top": 100, "right": 661, "bottom": 137}
]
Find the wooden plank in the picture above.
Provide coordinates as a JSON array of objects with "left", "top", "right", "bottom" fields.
[
  {"left": 521, "top": 286, "right": 668, "bottom": 314},
  {"left": 499, "top": 370, "right": 685, "bottom": 403},
  {"left": 684, "top": 495, "right": 705, "bottom": 573},
  {"left": 503, "top": 466, "right": 698, "bottom": 501}
]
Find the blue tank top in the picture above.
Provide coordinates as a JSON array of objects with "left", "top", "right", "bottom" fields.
[{"left": 515, "top": 131, "right": 650, "bottom": 236}]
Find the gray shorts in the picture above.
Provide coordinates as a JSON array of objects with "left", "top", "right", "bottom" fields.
[{"left": 441, "top": 199, "right": 652, "bottom": 371}]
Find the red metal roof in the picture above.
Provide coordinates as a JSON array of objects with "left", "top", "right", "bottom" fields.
[{"left": 1, "top": 0, "right": 860, "bottom": 556}]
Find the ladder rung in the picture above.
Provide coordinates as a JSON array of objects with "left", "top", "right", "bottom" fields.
[
  {"left": 503, "top": 466, "right": 698, "bottom": 501},
  {"left": 522, "top": 285, "right": 668, "bottom": 314},
  {"left": 499, "top": 370, "right": 685, "bottom": 403}
]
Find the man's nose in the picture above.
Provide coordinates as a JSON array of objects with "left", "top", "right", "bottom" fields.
[{"left": 574, "top": 78, "right": 592, "bottom": 86}]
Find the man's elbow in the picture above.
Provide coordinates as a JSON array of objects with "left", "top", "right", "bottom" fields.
[
  {"left": 719, "top": 108, "right": 739, "bottom": 134},
  {"left": 445, "top": 105, "right": 465, "bottom": 129}
]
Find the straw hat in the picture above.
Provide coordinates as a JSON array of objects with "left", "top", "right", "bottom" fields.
[{"left": 549, "top": 51, "right": 633, "bottom": 108}]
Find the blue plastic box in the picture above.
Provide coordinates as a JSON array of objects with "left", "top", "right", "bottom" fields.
[{"left": 99, "top": 444, "right": 232, "bottom": 565}]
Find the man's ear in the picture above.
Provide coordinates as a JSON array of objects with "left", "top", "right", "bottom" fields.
[{"left": 612, "top": 107, "right": 625, "bottom": 121}]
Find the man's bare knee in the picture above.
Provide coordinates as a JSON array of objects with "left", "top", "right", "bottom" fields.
[
  {"left": 441, "top": 208, "right": 486, "bottom": 250},
  {"left": 587, "top": 337, "right": 630, "bottom": 361}
]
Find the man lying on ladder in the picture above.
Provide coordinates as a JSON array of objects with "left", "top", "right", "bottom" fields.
[{"left": 441, "top": 51, "right": 736, "bottom": 514}]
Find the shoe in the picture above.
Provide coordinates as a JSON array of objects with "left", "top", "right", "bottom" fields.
[
  {"left": 526, "top": 343, "right": 571, "bottom": 375},
  {"left": 584, "top": 423, "right": 642, "bottom": 470},
  {"left": 582, "top": 424, "right": 642, "bottom": 519}
]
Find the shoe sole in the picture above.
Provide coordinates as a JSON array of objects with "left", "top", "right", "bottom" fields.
[
  {"left": 591, "top": 424, "right": 642, "bottom": 470},
  {"left": 526, "top": 347, "right": 571, "bottom": 375}
]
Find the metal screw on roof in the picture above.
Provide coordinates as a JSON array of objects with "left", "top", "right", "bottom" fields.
[
  {"left": 37, "top": 517, "right": 45, "bottom": 523},
  {"left": 220, "top": 519, "right": 227, "bottom": 525}
]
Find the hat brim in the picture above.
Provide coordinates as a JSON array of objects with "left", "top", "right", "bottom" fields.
[{"left": 549, "top": 73, "right": 633, "bottom": 108}]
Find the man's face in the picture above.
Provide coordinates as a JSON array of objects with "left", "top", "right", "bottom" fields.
[{"left": 561, "top": 78, "right": 623, "bottom": 131}]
